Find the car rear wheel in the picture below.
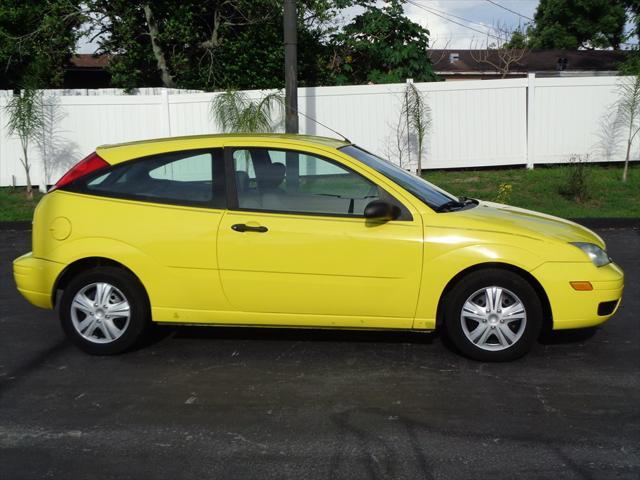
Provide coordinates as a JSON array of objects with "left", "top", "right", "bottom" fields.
[
  {"left": 59, "top": 267, "right": 149, "bottom": 355},
  {"left": 443, "top": 269, "right": 543, "bottom": 362}
]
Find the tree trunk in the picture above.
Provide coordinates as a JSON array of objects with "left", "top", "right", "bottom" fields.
[
  {"left": 623, "top": 139, "right": 631, "bottom": 182},
  {"left": 22, "top": 144, "right": 33, "bottom": 200},
  {"left": 143, "top": 4, "right": 176, "bottom": 88},
  {"left": 404, "top": 90, "right": 411, "bottom": 173}
]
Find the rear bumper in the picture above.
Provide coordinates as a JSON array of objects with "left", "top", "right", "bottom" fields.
[
  {"left": 13, "top": 253, "right": 64, "bottom": 309},
  {"left": 532, "top": 261, "right": 624, "bottom": 330}
]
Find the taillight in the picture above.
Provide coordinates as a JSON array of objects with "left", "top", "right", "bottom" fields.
[{"left": 50, "top": 152, "right": 109, "bottom": 192}]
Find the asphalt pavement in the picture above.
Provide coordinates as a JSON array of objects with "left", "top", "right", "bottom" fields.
[{"left": 1, "top": 228, "right": 638, "bottom": 479}]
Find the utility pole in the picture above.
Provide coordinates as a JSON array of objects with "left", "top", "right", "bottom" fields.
[{"left": 283, "top": 0, "right": 298, "bottom": 134}]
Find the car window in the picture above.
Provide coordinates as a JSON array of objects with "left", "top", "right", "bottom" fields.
[
  {"left": 81, "top": 150, "right": 224, "bottom": 208},
  {"left": 148, "top": 154, "right": 212, "bottom": 182},
  {"left": 232, "top": 148, "right": 383, "bottom": 217}
]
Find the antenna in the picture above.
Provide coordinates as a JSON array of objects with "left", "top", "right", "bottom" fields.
[{"left": 293, "top": 108, "right": 351, "bottom": 144}]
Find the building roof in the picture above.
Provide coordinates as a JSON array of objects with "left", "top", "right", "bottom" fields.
[
  {"left": 66, "top": 54, "right": 111, "bottom": 69},
  {"left": 68, "top": 50, "right": 627, "bottom": 77},
  {"left": 430, "top": 49, "right": 628, "bottom": 75}
]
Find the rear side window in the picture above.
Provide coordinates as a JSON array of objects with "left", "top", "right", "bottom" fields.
[{"left": 74, "top": 149, "right": 225, "bottom": 208}]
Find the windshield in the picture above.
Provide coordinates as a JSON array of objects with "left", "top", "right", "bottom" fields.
[{"left": 340, "top": 145, "right": 458, "bottom": 210}]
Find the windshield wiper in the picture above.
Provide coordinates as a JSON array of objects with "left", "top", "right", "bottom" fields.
[
  {"left": 436, "top": 196, "right": 478, "bottom": 213},
  {"left": 459, "top": 196, "right": 478, "bottom": 206},
  {"left": 435, "top": 199, "right": 464, "bottom": 212}
]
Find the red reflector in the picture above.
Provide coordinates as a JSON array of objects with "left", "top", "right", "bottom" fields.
[{"left": 50, "top": 152, "right": 109, "bottom": 192}]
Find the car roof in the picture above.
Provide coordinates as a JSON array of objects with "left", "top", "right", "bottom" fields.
[{"left": 96, "top": 133, "right": 350, "bottom": 164}]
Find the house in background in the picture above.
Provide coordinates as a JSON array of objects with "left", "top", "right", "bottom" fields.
[
  {"left": 61, "top": 50, "right": 629, "bottom": 89},
  {"left": 63, "top": 55, "right": 112, "bottom": 89},
  {"left": 429, "top": 50, "right": 628, "bottom": 80}
]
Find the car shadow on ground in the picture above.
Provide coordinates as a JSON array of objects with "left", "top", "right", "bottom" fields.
[
  {"left": 135, "top": 323, "right": 439, "bottom": 351},
  {"left": 538, "top": 326, "right": 598, "bottom": 345},
  {"left": 134, "top": 322, "right": 600, "bottom": 352}
]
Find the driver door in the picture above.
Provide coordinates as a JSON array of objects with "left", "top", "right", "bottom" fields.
[{"left": 217, "top": 146, "right": 424, "bottom": 329}]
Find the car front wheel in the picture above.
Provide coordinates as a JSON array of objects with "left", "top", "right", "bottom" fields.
[
  {"left": 59, "top": 267, "right": 150, "bottom": 355},
  {"left": 444, "top": 269, "right": 543, "bottom": 362}
]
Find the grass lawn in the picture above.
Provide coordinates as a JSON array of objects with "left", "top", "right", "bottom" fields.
[
  {"left": 0, "top": 164, "right": 638, "bottom": 221},
  {"left": 0, "top": 188, "right": 44, "bottom": 222},
  {"left": 424, "top": 164, "right": 639, "bottom": 218}
]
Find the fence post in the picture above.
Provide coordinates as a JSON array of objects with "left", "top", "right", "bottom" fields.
[
  {"left": 161, "top": 89, "right": 172, "bottom": 137},
  {"left": 0, "top": 94, "right": 4, "bottom": 188},
  {"left": 526, "top": 73, "right": 536, "bottom": 169},
  {"left": 405, "top": 78, "right": 413, "bottom": 171}
]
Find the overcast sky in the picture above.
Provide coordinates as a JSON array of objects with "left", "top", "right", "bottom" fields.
[
  {"left": 404, "top": 0, "right": 538, "bottom": 48},
  {"left": 77, "top": 0, "right": 638, "bottom": 54},
  {"left": 412, "top": 0, "right": 640, "bottom": 49}
]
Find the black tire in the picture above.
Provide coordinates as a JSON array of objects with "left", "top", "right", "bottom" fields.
[
  {"left": 59, "top": 267, "right": 150, "bottom": 355},
  {"left": 443, "top": 268, "right": 543, "bottom": 362}
]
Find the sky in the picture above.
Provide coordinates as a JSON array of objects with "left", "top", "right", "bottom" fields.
[{"left": 403, "top": 0, "right": 539, "bottom": 48}]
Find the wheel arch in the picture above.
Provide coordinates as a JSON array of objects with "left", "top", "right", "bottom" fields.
[
  {"left": 435, "top": 262, "right": 553, "bottom": 333},
  {"left": 52, "top": 257, "right": 147, "bottom": 308}
]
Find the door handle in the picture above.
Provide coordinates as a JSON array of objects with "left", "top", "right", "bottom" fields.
[{"left": 231, "top": 224, "right": 268, "bottom": 233}]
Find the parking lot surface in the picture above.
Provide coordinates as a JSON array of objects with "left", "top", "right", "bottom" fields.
[{"left": 1, "top": 228, "right": 638, "bottom": 479}]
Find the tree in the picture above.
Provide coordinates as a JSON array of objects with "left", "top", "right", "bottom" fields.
[
  {"left": 87, "top": 0, "right": 361, "bottom": 91},
  {"left": 0, "top": 0, "right": 84, "bottom": 89},
  {"left": 211, "top": 90, "right": 284, "bottom": 133},
  {"left": 471, "top": 24, "right": 529, "bottom": 79},
  {"left": 525, "top": 0, "right": 628, "bottom": 50},
  {"left": 5, "top": 89, "right": 45, "bottom": 198},
  {"left": 624, "top": 0, "right": 640, "bottom": 39},
  {"left": 618, "top": 1, "right": 640, "bottom": 74},
  {"left": 619, "top": 50, "right": 640, "bottom": 76},
  {"left": 385, "top": 82, "right": 431, "bottom": 173},
  {"left": 615, "top": 76, "right": 640, "bottom": 182},
  {"left": 329, "top": 0, "right": 437, "bottom": 84},
  {"left": 402, "top": 82, "right": 431, "bottom": 174}
]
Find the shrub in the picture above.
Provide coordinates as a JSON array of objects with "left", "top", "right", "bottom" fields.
[{"left": 559, "top": 154, "right": 590, "bottom": 203}]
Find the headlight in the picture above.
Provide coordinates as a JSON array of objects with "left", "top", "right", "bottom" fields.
[{"left": 570, "top": 242, "right": 611, "bottom": 267}]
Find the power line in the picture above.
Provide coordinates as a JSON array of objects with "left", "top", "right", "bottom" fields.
[
  {"left": 410, "top": 0, "right": 493, "bottom": 30},
  {"left": 484, "top": 0, "right": 533, "bottom": 21},
  {"left": 407, "top": 0, "right": 502, "bottom": 40}
]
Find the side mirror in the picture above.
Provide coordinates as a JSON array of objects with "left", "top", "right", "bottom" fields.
[{"left": 364, "top": 200, "right": 401, "bottom": 221}]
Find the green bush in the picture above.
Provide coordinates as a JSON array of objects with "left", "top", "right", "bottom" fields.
[{"left": 559, "top": 155, "right": 590, "bottom": 203}]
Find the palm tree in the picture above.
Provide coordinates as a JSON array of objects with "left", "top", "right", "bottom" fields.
[
  {"left": 402, "top": 82, "right": 431, "bottom": 175},
  {"left": 210, "top": 90, "right": 284, "bottom": 133},
  {"left": 5, "top": 88, "right": 44, "bottom": 199},
  {"left": 616, "top": 75, "right": 640, "bottom": 182}
]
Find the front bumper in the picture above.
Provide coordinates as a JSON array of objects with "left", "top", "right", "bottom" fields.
[
  {"left": 531, "top": 261, "right": 624, "bottom": 330},
  {"left": 13, "top": 252, "right": 65, "bottom": 309}
]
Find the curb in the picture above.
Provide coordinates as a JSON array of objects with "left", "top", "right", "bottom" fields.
[{"left": 1, "top": 218, "right": 638, "bottom": 231}]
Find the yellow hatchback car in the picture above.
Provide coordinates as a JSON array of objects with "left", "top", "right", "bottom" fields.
[{"left": 13, "top": 134, "right": 624, "bottom": 361}]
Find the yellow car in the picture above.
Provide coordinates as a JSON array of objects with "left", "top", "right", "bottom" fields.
[{"left": 13, "top": 134, "right": 624, "bottom": 361}]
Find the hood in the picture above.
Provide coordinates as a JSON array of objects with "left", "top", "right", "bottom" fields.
[{"left": 441, "top": 201, "right": 605, "bottom": 248}]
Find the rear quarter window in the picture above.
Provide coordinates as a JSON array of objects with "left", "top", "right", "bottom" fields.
[{"left": 72, "top": 149, "right": 225, "bottom": 208}]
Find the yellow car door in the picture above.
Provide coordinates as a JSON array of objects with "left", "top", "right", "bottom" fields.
[{"left": 217, "top": 146, "right": 424, "bottom": 329}]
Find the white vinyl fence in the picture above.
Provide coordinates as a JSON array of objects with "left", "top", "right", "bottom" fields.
[{"left": 0, "top": 75, "right": 636, "bottom": 188}]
